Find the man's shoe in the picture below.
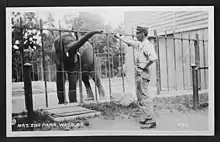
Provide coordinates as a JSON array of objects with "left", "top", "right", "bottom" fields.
[
  {"left": 140, "top": 122, "right": 156, "bottom": 129},
  {"left": 139, "top": 117, "right": 153, "bottom": 124}
]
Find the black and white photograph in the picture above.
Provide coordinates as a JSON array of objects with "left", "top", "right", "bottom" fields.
[{"left": 6, "top": 6, "right": 214, "bottom": 136}]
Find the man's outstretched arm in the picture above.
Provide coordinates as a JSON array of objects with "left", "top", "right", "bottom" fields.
[{"left": 114, "top": 34, "right": 139, "bottom": 50}]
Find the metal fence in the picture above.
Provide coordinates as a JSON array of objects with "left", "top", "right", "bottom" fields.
[
  {"left": 12, "top": 17, "right": 209, "bottom": 108},
  {"left": 12, "top": 18, "right": 129, "bottom": 107},
  {"left": 152, "top": 29, "right": 208, "bottom": 94}
]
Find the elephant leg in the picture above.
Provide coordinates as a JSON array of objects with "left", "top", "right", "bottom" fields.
[
  {"left": 90, "top": 72, "right": 105, "bottom": 99},
  {"left": 56, "top": 67, "right": 66, "bottom": 104},
  {"left": 68, "top": 71, "right": 78, "bottom": 103},
  {"left": 82, "top": 73, "right": 94, "bottom": 100}
]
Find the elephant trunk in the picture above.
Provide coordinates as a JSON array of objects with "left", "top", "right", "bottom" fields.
[{"left": 68, "top": 31, "right": 103, "bottom": 53}]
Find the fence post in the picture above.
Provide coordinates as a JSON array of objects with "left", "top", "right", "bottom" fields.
[
  {"left": 24, "top": 63, "right": 34, "bottom": 124},
  {"left": 165, "top": 30, "right": 169, "bottom": 91},
  {"left": 194, "top": 33, "right": 201, "bottom": 90},
  {"left": 154, "top": 30, "right": 161, "bottom": 94},
  {"left": 191, "top": 64, "right": 199, "bottom": 110}
]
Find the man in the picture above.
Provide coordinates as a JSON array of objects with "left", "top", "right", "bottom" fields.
[{"left": 114, "top": 26, "right": 157, "bottom": 129}]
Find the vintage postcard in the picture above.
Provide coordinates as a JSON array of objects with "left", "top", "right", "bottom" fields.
[{"left": 6, "top": 6, "right": 214, "bottom": 136}]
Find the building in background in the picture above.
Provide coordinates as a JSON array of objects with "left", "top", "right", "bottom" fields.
[{"left": 124, "top": 11, "right": 209, "bottom": 91}]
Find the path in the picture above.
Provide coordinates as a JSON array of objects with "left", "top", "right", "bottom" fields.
[{"left": 77, "top": 110, "right": 208, "bottom": 131}]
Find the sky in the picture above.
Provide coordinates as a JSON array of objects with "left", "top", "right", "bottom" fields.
[{"left": 37, "top": 7, "right": 125, "bottom": 29}]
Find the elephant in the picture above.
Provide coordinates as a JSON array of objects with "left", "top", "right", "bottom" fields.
[{"left": 53, "top": 30, "right": 105, "bottom": 104}]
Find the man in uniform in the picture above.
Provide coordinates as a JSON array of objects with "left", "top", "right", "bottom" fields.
[{"left": 114, "top": 26, "right": 157, "bottom": 129}]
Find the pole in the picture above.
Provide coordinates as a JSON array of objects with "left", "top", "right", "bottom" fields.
[
  {"left": 165, "top": 31, "right": 169, "bottom": 91},
  {"left": 181, "top": 32, "right": 185, "bottom": 90},
  {"left": 154, "top": 30, "right": 161, "bottom": 94},
  {"left": 106, "top": 26, "right": 112, "bottom": 98},
  {"left": 173, "top": 30, "right": 177, "bottom": 91},
  {"left": 120, "top": 40, "right": 125, "bottom": 92},
  {"left": 40, "top": 19, "right": 48, "bottom": 107},
  {"left": 191, "top": 64, "right": 199, "bottom": 110},
  {"left": 195, "top": 33, "right": 201, "bottom": 90}
]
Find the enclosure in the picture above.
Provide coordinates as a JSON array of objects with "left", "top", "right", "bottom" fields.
[{"left": 12, "top": 15, "right": 209, "bottom": 108}]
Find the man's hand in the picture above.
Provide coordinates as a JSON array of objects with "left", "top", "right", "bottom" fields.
[{"left": 113, "top": 33, "right": 121, "bottom": 39}]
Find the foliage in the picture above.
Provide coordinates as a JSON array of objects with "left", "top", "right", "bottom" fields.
[{"left": 12, "top": 11, "right": 127, "bottom": 82}]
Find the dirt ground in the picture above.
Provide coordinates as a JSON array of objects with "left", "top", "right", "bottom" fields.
[
  {"left": 82, "top": 110, "right": 208, "bottom": 131},
  {"left": 11, "top": 80, "right": 209, "bottom": 132}
]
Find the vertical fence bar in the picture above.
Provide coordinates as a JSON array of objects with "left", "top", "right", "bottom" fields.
[
  {"left": 173, "top": 30, "right": 177, "bottom": 91},
  {"left": 195, "top": 33, "right": 201, "bottom": 90},
  {"left": 19, "top": 17, "right": 25, "bottom": 83},
  {"left": 202, "top": 30, "right": 207, "bottom": 89},
  {"left": 111, "top": 55, "right": 114, "bottom": 77},
  {"left": 24, "top": 63, "right": 34, "bottom": 125},
  {"left": 188, "top": 33, "right": 192, "bottom": 89},
  {"left": 120, "top": 39, "right": 125, "bottom": 92},
  {"left": 105, "top": 53, "right": 108, "bottom": 78},
  {"left": 78, "top": 50, "right": 83, "bottom": 103},
  {"left": 106, "top": 27, "right": 112, "bottom": 98},
  {"left": 132, "top": 27, "right": 137, "bottom": 95},
  {"left": 77, "top": 32, "right": 83, "bottom": 103},
  {"left": 93, "top": 37, "right": 98, "bottom": 102},
  {"left": 191, "top": 64, "right": 199, "bottom": 110},
  {"left": 154, "top": 30, "right": 161, "bottom": 94},
  {"left": 40, "top": 19, "right": 48, "bottom": 107},
  {"left": 31, "top": 52, "right": 34, "bottom": 81},
  {"left": 181, "top": 32, "right": 185, "bottom": 90},
  {"left": 58, "top": 20, "right": 66, "bottom": 104},
  {"left": 165, "top": 31, "right": 169, "bottom": 91}
]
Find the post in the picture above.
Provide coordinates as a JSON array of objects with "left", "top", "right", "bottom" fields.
[
  {"left": 40, "top": 19, "right": 49, "bottom": 107},
  {"left": 173, "top": 30, "right": 177, "bottom": 90},
  {"left": 165, "top": 30, "right": 169, "bottom": 91},
  {"left": 191, "top": 64, "right": 199, "bottom": 110},
  {"left": 188, "top": 33, "right": 192, "bottom": 88},
  {"left": 181, "top": 32, "right": 185, "bottom": 90},
  {"left": 195, "top": 33, "right": 201, "bottom": 90},
  {"left": 154, "top": 30, "right": 161, "bottom": 94},
  {"left": 24, "top": 63, "right": 34, "bottom": 124}
]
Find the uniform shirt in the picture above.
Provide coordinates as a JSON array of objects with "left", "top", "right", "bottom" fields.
[
  {"left": 136, "top": 38, "right": 157, "bottom": 68},
  {"left": 135, "top": 38, "right": 158, "bottom": 80}
]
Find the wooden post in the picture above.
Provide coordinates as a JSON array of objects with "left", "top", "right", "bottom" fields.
[
  {"left": 191, "top": 64, "right": 199, "bottom": 110},
  {"left": 154, "top": 30, "right": 161, "bottom": 94},
  {"left": 195, "top": 33, "right": 201, "bottom": 90},
  {"left": 24, "top": 63, "right": 34, "bottom": 124}
]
